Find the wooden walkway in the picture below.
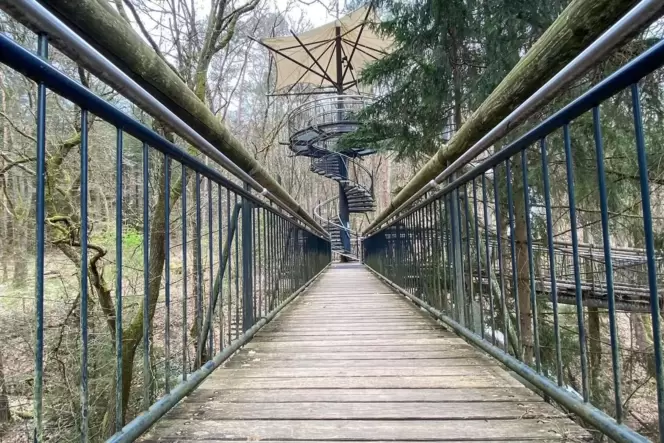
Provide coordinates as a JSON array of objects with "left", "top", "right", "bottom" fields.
[{"left": 143, "top": 263, "right": 590, "bottom": 442}]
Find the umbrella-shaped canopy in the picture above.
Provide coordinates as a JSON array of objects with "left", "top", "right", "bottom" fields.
[{"left": 260, "top": 6, "right": 393, "bottom": 92}]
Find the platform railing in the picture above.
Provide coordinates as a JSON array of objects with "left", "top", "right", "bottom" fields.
[
  {"left": 364, "top": 33, "right": 664, "bottom": 443},
  {"left": 287, "top": 95, "right": 373, "bottom": 141},
  {"left": 0, "top": 15, "right": 330, "bottom": 443}
]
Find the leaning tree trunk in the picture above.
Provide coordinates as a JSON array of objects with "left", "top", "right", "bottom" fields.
[{"left": 365, "top": 0, "right": 647, "bottom": 234}]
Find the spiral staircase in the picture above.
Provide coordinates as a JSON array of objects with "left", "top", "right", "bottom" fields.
[{"left": 285, "top": 95, "right": 377, "bottom": 261}]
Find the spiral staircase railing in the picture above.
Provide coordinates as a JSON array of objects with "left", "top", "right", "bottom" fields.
[
  {"left": 311, "top": 152, "right": 374, "bottom": 259},
  {"left": 286, "top": 95, "right": 377, "bottom": 260}
]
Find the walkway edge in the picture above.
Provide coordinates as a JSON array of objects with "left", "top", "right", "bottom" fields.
[
  {"left": 107, "top": 263, "right": 332, "bottom": 443},
  {"left": 363, "top": 264, "right": 648, "bottom": 443}
]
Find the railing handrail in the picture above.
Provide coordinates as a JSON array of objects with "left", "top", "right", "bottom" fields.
[
  {"left": 3, "top": 0, "right": 328, "bottom": 239},
  {"left": 363, "top": 0, "right": 664, "bottom": 236}
]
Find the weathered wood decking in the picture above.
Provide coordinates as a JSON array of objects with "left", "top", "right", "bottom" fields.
[{"left": 143, "top": 263, "right": 590, "bottom": 442}]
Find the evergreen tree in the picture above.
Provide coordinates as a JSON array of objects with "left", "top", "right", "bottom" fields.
[{"left": 343, "top": 0, "right": 569, "bottom": 159}]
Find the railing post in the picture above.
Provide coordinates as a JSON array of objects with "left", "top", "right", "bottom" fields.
[{"left": 242, "top": 184, "right": 254, "bottom": 331}]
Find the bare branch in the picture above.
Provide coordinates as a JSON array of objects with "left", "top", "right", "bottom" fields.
[{"left": 121, "top": 0, "right": 184, "bottom": 79}]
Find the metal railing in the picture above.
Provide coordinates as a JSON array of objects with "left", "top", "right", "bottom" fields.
[
  {"left": 0, "top": 17, "right": 330, "bottom": 443},
  {"left": 287, "top": 94, "right": 372, "bottom": 142},
  {"left": 363, "top": 31, "right": 664, "bottom": 443}
]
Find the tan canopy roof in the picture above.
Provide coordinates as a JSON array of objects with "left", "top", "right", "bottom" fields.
[{"left": 261, "top": 6, "right": 393, "bottom": 91}]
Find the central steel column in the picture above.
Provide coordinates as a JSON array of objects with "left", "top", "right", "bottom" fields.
[{"left": 335, "top": 25, "right": 351, "bottom": 258}]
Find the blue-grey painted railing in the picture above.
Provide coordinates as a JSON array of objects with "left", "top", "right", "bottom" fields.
[
  {"left": 0, "top": 27, "right": 330, "bottom": 443},
  {"left": 364, "top": 34, "right": 664, "bottom": 443}
]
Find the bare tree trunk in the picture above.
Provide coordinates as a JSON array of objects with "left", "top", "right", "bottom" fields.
[
  {"left": 0, "top": 348, "right": 10, "bottom": 424},
  {"left": 583, "top": 227, "right": 602, "bottom": 401},
  {"left": 513, "top": 160, "right": 533, "bottom": 365},
  {"left": 11, "top": 175, "right": 27, "bottom": 287},
  {"left": 634, "top": 313, "right": 655, "bottom": 377}
]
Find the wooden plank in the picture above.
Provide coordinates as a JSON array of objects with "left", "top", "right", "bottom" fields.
[
  {"left": 230, "top": 351, "right": 481, "bottom": 361},
  {"left": 247, "top": 334, "right": 455, "bottom": 342},
  {"left": 183, "top": 387, "right": 542, "bottom": 403},
  {"left": 245, "top": 338, "right": 464, "bottom": 347},
  {"left": 165, "top": 401, "right": 565, "bottom": 420},
  {"left": 225, "top": 357, "right": 492, "bottom": 368},
  {"left": 143, "top": 419, "right": 591, "bottom": 441},
  {"left": 218, "top": 367, "right": 501, "bottom": 377},
  {"left": 201, "top": 375, "right": 523, "bottom": 389},
  {"left": 144, "top": 439, "right": 582, "bottom": 443},
  {"left": 260, "top": 325, "right": 439, "bottom": 332},
  {"left": 256, "top": 331, "right": 452, "bottom": 337},
  {"left": 242, "top": 345, "right": 472, "bottom": 353}
]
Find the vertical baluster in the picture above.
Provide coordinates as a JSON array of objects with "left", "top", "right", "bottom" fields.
[
  {"left": 422, "top": 206, "right": 429, "bottom": 303},
  {"left": 164, "top": 155, "right": 171, "bottom": 394},
  {"left": 263, "top": 208, "right": 268, "bottom": 315},
  {"left": 409, "top": 215, "right": 415, "bottom": 295},
  {"left": 242, "top": 186, "right": 253, "bottom": 331},
  {"left": 252, "top": 205, "right": 257, "bottom": 320},
  {"left": 505, "top": 160, "right": 522, "bottom": 357},
  {"left": 429, "top": 202, "right": 436, "bottom": 303},
  {"left": 452, "top": 187, "right": 465, "bottom": 324},
  {"left": 226, "top": 189, "right": 232, "bottom": 345},
  {"left": 34, "top": 33, "right": 47, "bottom": 443},
  {"left": 472, "top": 178, "right": 484, "bottom": 339},
  {"left": 435, "top": 199, "right": 443, "bottom": 311},
  {"left": 540, "top": 138, "right": 563, "bottom": 386},
  {"left": 416, "top": 209, "right": 424, "bottom": 298},
  {"left": 268, "top": 211, "right": 274, "bottom": 310},
  {"left": 114, "top": 128, "right": 124, "bottom": 430},
  {"left": 428, "top": 202, "right": 437, "bottom": 306},
  {"left": 235, "top": 193, "right": 240, "bottom": 338},
  {"left": 414, "top": 214, "right": 419, "bottom": 297},
  {"left": 394, "top": 222, "right": 401, "bottom": 287},
  {"left": 631, "top": 84, "right": 664, "bottom": 436},
  {"left": 181, "top": 166, "right": 188, "bottom": 381},
  {"left": 218, "top": 183, "right": 223, "bottom": 350},
  {"left": 195, "top": 173, "right": 203, "bottom": 367},
  {"left": 80, "top": 108, "right": 90, "bottom": 442},
  {"left": 279, "top": 217, "right": 285, "bottom": 300},
  {"left": 563, "top": 123, "right": 589, "bottom": 402},
  {"left": 142, "top": 142, "right": 150, "bottom": 410},
  {"left": 592, "top": 106, "right": 622, "bottom": 421},
  {"left": 493, "top": 167, "right": 509, "bottom": 353},
  {"left": 464, "top": 183, "right": 474, "bottom": 331},
  {"left": 521, "top": 150, "right": 541, "bottom": 372},
  {"left": 257, "top": 208, "right": 262, "bottom": 318},
  {"left": 482, "top": 174, "right": 496, "bottom": 346},
  {"left": 441, "top": 199, "right": 449, "bottom": 309},
  {"left": 208, "top": 178, "right": 214, "bottom": 357}
]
